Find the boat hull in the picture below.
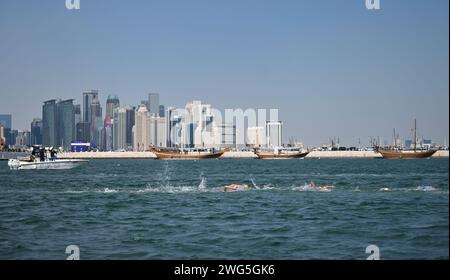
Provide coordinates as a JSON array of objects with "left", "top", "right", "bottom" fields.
[
  {"left": 256, "top": 152, "right": 309, "bottom": 159},
  {"left": 8, "top": 159, "right": 88, "bottom": 170},
  {"left": 376, "top": 149, "right": 437, "bottom": 159},
  {"left": 152, "top": 151, "right": 225, "bottom": 159}
]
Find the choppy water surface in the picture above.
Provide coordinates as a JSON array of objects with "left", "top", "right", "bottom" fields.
[{"left": 0, "top": 158, "right": 448, "bottom": 259}]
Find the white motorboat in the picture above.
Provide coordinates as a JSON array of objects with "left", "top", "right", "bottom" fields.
[
  {"left": 7, "top": 145, "right": 88, "bottom": 170},
  {"left": 8, "top": 158, "right": 88, "bottom": 170}
]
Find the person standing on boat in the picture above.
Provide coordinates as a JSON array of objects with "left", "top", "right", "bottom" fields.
[
  {"left": 39, "top": 148, "right": 45, "bottom": 162},
  {"left": 50, "top": 149, "right": 57, "bottom": 161},
  {"left": 30, "top": 146, "right": 37, "bottom": 162}
]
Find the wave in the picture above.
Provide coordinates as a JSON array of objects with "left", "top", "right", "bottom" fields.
[
  {"left": 291, "top": 183, "right": 335, "bottom": 192},
  {"left": 415, "top": 186, "right": 437, "bottom": 192},
  {"left": 97, "top": 188, "right": 118, "bottom": 193},
  {"left": 136, "top": 184, "right": 223, "bottom": 193},
  {"left": 56, "top": 180, "right": 446, "bottom": 195}
]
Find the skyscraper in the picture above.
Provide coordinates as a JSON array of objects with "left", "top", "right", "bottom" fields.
[
  {"left": 218, "top": 123, "right": 236, "bottom": 148},
  {"left": 166, "top": 107, "right": 183, "bottom": 148},
  {"left": 76, "top": 122, "right": 90, "bottom": 143},
  {"left": 246, "top": 126, "right": 265, "bottom": 147},
  {"left": 133, "top": 105, "right": 150, "bottom": 152},
  {"left": 90, "top": 96, "right": 103, "bottom": 148},
  {"left": 8, "top": 129, "right": 18, "bottom": 147},
  {"left": 159, "top": 105, "right": 165, "bottom": 118},
  {"left": 106, "top": 95, "right": 120, "bottom": 118},
  {"left": 149, "top": 116, "right": 167, "bottom": 148},
  {"left": 125, "top": 106, "right": 135, "bottom": 148},
  {"left": 95, "top": 95, "right": 119, "bottom": 151},
  {"left": 74, "top": 104, "right": 81, "bottom": 126},
  {"left": 147, "top": 93, "right": 160, "bottom": 116},
  {"left": 0, "top": 114, "right": 13, "bottom": 147},
  {"left": 82, "top": 90, "right": 99, "bottom": 123},
  {"left": 30, "top": 118, "right": 43, "bottom": 145},
  {"left": 113, "top": 108, "right": 127, "bottom": 151},
  {"left": 0, "top": 125, "right": 6, "bottom": 150},
  {"left": 15, "top": 131, "right": 31, "bottom": 147},
  {"left": 0, "top": 114, "right": 12, "bottom": 129},
  {"left": 58, "top": 99, "right": 75, "bottom": 150},
  {"left": 42, "top": 99, "right": 58, "bottom": 147},
  {"left": 184, "top": 100, "right": 216, "bottom": 148},
  {"left": 103, "top": 116, "right": 113, "bottom": 151}
]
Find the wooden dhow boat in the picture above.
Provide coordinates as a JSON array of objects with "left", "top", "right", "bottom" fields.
[
  {"left": 150, "top": 147, "right": 227, "bottom": 159},
  {"left": 255, "top": 147, "right": 309, "bottom": 159},
  {"left": 375, "top": 119, "right": 437, "bottom": 159},
  {"left": 375, "top": 147, "right": 436, "bottom": 159}
]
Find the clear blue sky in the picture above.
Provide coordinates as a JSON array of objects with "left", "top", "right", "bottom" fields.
[{"left": 0, "top": 0, "right": 448, "bottom": 146}]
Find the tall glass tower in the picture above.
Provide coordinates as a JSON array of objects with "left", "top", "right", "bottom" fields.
[
  {"left": 42, "top": 99, "right": 58, "bottom": 147},
  {"left": 58, "top": 99, "right": 75, "bottom": 150},
  {"left": 147, "top": 93, "right": 160, "bottom": 116}
]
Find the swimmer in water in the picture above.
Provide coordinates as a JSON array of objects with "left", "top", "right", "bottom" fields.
[
  {"left": 223, "top": 184, "right": 249, "bottom": 192},
  {"left": 223, "top": 176, "right": 259, "bottom": 192},
  {"left": 416, "top": 185, "right": 435, "bottom": 192},
  {"left": 295, "top": 181, "right": 334, "bottom": 192}
]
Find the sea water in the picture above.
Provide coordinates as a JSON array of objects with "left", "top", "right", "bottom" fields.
[{"left": 0, "top": 158, "right": 448, "bottom": 259}]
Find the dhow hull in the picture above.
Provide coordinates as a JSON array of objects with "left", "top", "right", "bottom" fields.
[{"left": 376, "top": 149, "right": 437, "bottom": 159}]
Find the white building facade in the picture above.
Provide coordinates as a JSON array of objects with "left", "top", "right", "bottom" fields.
[
  {"left": 266, "top": 121, "right": 283, "bottom": 148},
  {"left": 113, "top": 107, "right": 128, "bottom": 151},
  {"left": 247, "top": 126, "right": 265, "bottom": 147}
]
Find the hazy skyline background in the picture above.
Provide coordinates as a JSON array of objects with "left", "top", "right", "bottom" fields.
[{"left": 0, "top": 0, "right": 448, "bottom": 147}]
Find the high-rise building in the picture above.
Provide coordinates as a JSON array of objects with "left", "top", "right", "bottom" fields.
[
  {"left": 82, "top": 90, "right": 99, "bottom": 123},
  {"left": 166, "top": 107, "right": 183, "bottom": 148},
  {"left": 30, "top": 118, "right": 43, "bottom": 145},
  {"left": 218, "top": 123, "right": 236, "bottom": 148},
  {"left": 165, "top": 101, "right": 221, "bottom": 148},
  {"left": 147, "top": 93, "right": 160, "bottom": 116},
  {"left": 74, "top": 104, "right": 81, "bottom": 126},
  {"left": 0, "top": 125, "right": 6, "bottom": 150},
  {"left": 76, "top": 122, "right": 90, "bottom": 143},
  {"left": 159, "top": 105, "right": 165, "bottom": 118},
  {"left": 8, "top": 129, "right": 18, "bottom": 147},
  {"left": 42, "top": 99, "right": 58, "bottom": 147},
  {"left": 42, "top": 99, "right": 76, "bottom": 149},
  {"left": 58, "top": 99, "right": 75, "bottom": 150},
  {"left": 90, "top": 96, "right": 103, "bottom": 148},
  {"left": 15, "top": 131, "right": 31, "bottom": 147},
  {"left": 246, "top": 126, "right": 265, "bottom": 147},
  {"left": 0, "top": 114, "right": 12, "bottom": 146},
  {"left": 113, "top": 108, "right": 127, "bottom": 151},
  {"left": 184, "top": 100, "right": 216, "bottom": 148},
  {"left": 98, "top": 96, "right": 119, "bottom": 151},
  {"left": 133, "top": 105, "right": 150, "bottom": 151},
  {"left": 106, "top": 95, "right": 120, "bottom": 118},
  {"left": 125, "top": 106, "right": 135, "bottom": 148},
  {"left": 0, "top": 114, "right": 12, "bottom": 129},
  {"left": 149, "top": 116, "right": 167, "bottom": 148},
  {"left": 102, "top": 115, "right": 113, "bottom": 151},
  {"left": 266, "top": 121, "right": 283, "bottom": 148}
]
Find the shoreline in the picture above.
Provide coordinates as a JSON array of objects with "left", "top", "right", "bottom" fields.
[
  {"left": 1, "top": 150, "right": 448, "bottom": 160},
  {"left": 58, "top": 150, "right": 450, "bottom": 159}
]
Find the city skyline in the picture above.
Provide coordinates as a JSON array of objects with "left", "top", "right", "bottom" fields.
[
  {"left": 0, "top": 0, "right": 448, "bottom": 146},
  {"left": 0, "top": 91, "right": 446, "bottom": 150}
]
